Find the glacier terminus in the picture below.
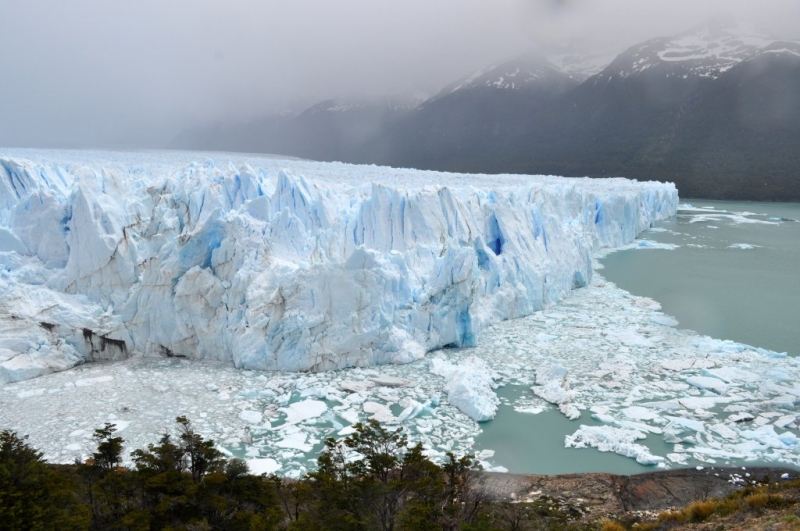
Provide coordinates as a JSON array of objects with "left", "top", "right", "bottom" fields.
[{"left": 0, "top": 149, "right": 677, "bottom": 386}]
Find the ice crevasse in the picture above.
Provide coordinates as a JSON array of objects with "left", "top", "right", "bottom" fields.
[{"left": 0, "top": 151, "right": 678, "bottom": 384}]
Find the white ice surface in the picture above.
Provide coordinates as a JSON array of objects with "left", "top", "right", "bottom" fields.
[
  {"left": 565, "top": 425, "right": 664, "bottom": 465},
  {"left": 429, "top": 355, "right": 498, "bottom": 421},
  {"left": 247, "top": 457, "right": 281, "bottom": 475},
  {"left": 0, "top": 149, "right": 676, "bottom": 382}
]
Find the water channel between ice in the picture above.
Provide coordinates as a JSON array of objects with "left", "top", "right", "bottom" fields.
[{"left": 1, "top": 201, "right": 798, "bottom": 477}]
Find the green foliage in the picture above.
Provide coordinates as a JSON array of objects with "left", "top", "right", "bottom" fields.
[
  {"left": 91, "top": 423, "right": 124, "bottom": 471},
  {"left": 0, "top": 430, "right": 90, "bottom": 530},
  {"left": 299, "top": 420, "right": 486, "bottom": 531},
  {"left": 176, "top": 415, "right": 225, "bottom": 483},
  {"left": 0, "top": 417, "right": 550, "bottom": 531}
]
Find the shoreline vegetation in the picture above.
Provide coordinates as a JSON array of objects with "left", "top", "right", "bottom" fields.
[{"left": 2, "top": 418, "right": 798, "bottom": 530}]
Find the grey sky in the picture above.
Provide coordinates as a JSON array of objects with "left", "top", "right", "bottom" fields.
[{"left": 0, "top": 0, "right": 797, "bottom": 148}]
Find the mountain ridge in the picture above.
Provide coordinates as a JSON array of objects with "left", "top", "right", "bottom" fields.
[{"left": 170, "top": 19, "right": 800, "bottom": 201}]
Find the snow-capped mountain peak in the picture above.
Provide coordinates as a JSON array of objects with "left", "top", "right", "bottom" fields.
[
  {"left": 603, "top": 17, "right": 799, "bottom": 80},
  {"left": 438, "top": 54, "right": 575, "bottom": 96}
]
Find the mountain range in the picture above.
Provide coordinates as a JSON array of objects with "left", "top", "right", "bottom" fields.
[{"left": 171, "top": 19, "right": 800, "bottom": 201}]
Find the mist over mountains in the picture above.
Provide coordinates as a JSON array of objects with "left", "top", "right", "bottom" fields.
[{"left": 171, "top": 20, "right": 800, "bottom": 201}]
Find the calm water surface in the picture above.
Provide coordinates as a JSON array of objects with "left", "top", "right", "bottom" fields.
[
  {"left": 601, "top": 200, "right": 800, "bottom": 356},
  {"left": 475, "top": 386, "right": 656, "bottom": 475}
]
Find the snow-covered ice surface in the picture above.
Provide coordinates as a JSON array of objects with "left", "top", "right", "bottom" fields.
[{"left": 0, "top": 148, "right": 675, "bottom": 384}]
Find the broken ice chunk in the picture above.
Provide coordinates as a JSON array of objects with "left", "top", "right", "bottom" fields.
[
  {"left": 665, "top": 416, "right": 706, "bottom": 433},
  {"left": 701, "top": 367, "right": 760, "bottom": 384},
  {"left": 429, "top": 356, "right": 498, "bottom": 422},
  {"left": 741, "top": 425, "right": 800, "bottom": 449},
  {"left": 239, "top": 410, "right": 263, "bottom": 424},
  {"left": 607, "top": 328, "right": 652, "bottom": 348},
  {"left": 621, "top": 406, "right": 661, "bottom": 422},
  {"left": 75, "top": 375, "right": 114, "bottom": 387},
  {"left": 397, "top": 398, "right": 429, "bottom": 422},
  {"left": 565, "top": 425, "right": 664, "bottom": 465},
  {"left": 774, "top": 415, "right": 797, "bottom": 429},
  {"left": 650, "top": 315, "right": 678, "bottom": 327},
  {"left": 532, "top": 364, "right": 579, "bottom": 420},
  {"left": 339, "top": 380, "right": 375, "bottom": 393},
  {"left": 660, "top": 359, "right": 716, "bottom": 372},
  {"left": 667, "top": 453, "right": 689, "bottom": 464},
  {"left": 247, "top": 458, "right": 281, "bottom": 475},
  {"left": 685, "top": 376, "right": 728, "bottom": 395},
  {"left": 369, "top": 376, "right": 412, "bottom": 388},
  {"left": 708, "top": 423, "right": 737, "bottom": 440},
  {"left": 275, "top": 426, "right": 315, "bottom": 452},
  {"left": 280, "top": 399, "right": 328, "bottom": 424},
  {"left": 363, "top": 401, "right": 395, "bottom": 423}
]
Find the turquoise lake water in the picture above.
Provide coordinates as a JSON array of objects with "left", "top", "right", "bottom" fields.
[
  {"left": 474, "top": 200, "right": 800, "bottom": 475},
  {"left": 601, "top": 200, "right": 799, "bottom": 357}
]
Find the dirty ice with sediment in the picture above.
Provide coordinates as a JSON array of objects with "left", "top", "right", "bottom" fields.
[{"left": 0, "top": 149, "right": 797, "bottom": 475}]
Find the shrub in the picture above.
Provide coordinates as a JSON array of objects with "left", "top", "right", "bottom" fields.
[
  {"left": 656, "top": 509, "right": 685, "bottom": 523},
  {"left": 744, "top": 491, "right": 785, "bottom": 510},
  {"left": 686, "top": 499, "right": 717, "bottom": 522},
  {"left": 712, "top": 498, "right": 739, "bottom": 517},
  {"left": 599, "top": 518, "right": 626, "bottom": 531}
]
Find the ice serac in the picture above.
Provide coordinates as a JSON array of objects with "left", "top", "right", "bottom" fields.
[{"left": 0, "top": 150, "right": 677, "bottom": 382}]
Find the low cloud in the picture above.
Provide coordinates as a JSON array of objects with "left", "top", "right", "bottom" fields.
[{"left": 0, "top": 0, "right": 796, "bottom": 148}]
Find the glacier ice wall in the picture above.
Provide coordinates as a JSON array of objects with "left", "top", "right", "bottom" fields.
[{"left": 0, "top": 150, "right": 677, "bottom": 383}]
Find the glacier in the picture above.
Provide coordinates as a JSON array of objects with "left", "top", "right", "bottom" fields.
[{"left": 0, "top": 149, "right": 677, "bottom": 385}]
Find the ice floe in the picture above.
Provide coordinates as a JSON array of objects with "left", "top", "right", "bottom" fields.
[
  {"left": 429, "top": 356, "right": 498, "bottom": 421},
  {"left": 565, "top": 425, "right": 665, "bottom": 465}
]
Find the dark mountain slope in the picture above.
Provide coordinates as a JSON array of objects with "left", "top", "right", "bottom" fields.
[
  {"left": 664, "top": 48, "right": 800, "bottom": 200},
  {"left": 373, "top": 25, "right": 800, "bottom": 201},
  {"left": 355, "top": 55, "right": 580, "bottom": 170}
]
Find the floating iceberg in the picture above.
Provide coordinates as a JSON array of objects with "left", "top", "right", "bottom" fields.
[
  {"left": 430, "top": 355, "right": 498, "bottom": 421},
  {"left": 533, "top": 364, "right": 580, "bottom": 420},
  {"left": 0, "top": 149, "right": 677, "bottom": 383},
  {"left": 565, "top": 425, "right": 665, "bottom": 465}
]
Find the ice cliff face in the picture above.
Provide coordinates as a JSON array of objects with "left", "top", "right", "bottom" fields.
[{"left": 0, "top": 150, "right": 677, "bottom": 383}]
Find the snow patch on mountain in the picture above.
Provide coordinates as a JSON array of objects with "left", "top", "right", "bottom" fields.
[
  {"left": 438, "top": 54, "right": 577, "bottom": 96},
  {"left": 599, "top": 18, "right": 800, "bottom": 80}
]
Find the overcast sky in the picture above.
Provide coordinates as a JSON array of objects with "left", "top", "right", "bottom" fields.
[{"left": 1, "top": 0, "right": 798, "bottom": 149}]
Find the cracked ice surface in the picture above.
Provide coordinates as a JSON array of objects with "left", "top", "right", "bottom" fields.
[
  {"left": 0, "top": 149, "right": 676, "bottom": 383},
  {"left": 2, "top": 269, "right": 800, "bottom": 474}
]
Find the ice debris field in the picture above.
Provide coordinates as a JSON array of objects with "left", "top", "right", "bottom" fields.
[{"left": 1, "top": 149, "right": 798, "bottom": 475}]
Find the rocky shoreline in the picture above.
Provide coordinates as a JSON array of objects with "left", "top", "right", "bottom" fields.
[{"left": 479, "top": 466, "right": 799, "bottom": 520}]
